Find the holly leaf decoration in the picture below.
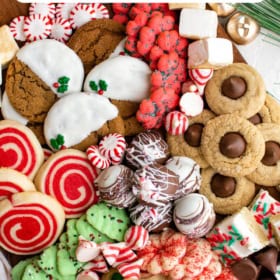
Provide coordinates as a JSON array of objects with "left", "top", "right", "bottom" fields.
[
  {"left": 50, "top": 138, "right": 59, "bottom": 150},
  {"left": 56, "top": 134, "right": 65, "bottom": 146},
  {"left": 89, "top": 81, "right": 98, "bottom": 91},
  {"left": 50, "top": 134, "right": 65, "bottom": 150},
  {"left": 99, "top": 80, "right": 108, "bottom": 91},
  {"left": 58, "top": 76, "right": 70, "bottom": 85},
  {"left": 58, "top": 84, "right": 68, "bottom": 93}
]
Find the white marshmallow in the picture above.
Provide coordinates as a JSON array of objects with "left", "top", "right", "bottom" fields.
[
  {"left": 179, "top": 9, "right": 218, "bottom": 40},
  {"left": 188, "top": 38, "right": 233, "bottom": 69}
]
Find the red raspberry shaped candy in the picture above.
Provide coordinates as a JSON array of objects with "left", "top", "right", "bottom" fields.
[
  {"left": 137, "top": 41, "right": 153, "bottom": 56},
  {"left": 157, "top": 30, "right": 179, "bottom": 52},
  {"left": 149, "top": 45, "right": 164, "bottom": 63},
  {"left": 139, "top": 26, "right": 156, "bottom": 44},
  {"left": 113, "top": 14, "right": 129, "bottom": 25},
  {"left": 150, "top": 87, "right": 179, "bottom": 111},
  {"left": 125, "top": 36, "right": 141, "bottom": 57},
  {"left": 112, "top": 3, "right": 132, "bottom": 14},
  {"left": 157, "top": 52, "right": 179, "bottom": 74}
]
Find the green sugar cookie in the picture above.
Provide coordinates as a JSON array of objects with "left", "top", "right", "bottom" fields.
[
  {"left": 86, "top": 202, "right": 131, "bottom": 241},
  {"left": 21, "top": 262, "right": 49, "bottom": 280},
  {"left": 65, "top": 219, "right": 79, "bottom": 257},
  {"left": 12, "top": 258, "right": 38, "bottom": 280}
]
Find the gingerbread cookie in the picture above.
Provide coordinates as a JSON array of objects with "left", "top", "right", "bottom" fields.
[
  {"left": 67, "top": 19, "right": 126, "bottom": 74},
  {"left": 200, "top": 167, "right": 255, "bottom": 214},
  {"left": 201, "top": 114, "right": 265, "bottom": 177},
  {"left": 5, "top": 39, "right": 84, "bottom": 123},
  {"left": 205, "top": 63, "right": 266, "bottom": 119},
  {"left": 247, "top": 123, "right": 280, "bottom": 186},
  {"left": 167, "top": 109, "right": 216, "bottom": 168}
]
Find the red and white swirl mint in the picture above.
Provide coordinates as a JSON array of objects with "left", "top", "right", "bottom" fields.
[
  {"left": 0, "top": 168, "right": 36, "bottom": 201},
  {"left": 188, "top": 68, "right": 213, "bottom": 95},
  {"left": 84, "top": 255, "right": 109, "bottom": 274},
  {"left": 179, "top": 92, "right": 204, "bottom": 117},
  {"left": 86, "top": 145, "right": 111, "bottom": 170},
  {"left": 164, "top": 111, "right": 189, "bottom": 135},
  {"left": 0, "top": 120, "right": 44, "bottom": 180},
  {"left": 29, "top": 3, "right": 56, "bottom": 20},
  {"left": 99, "top": 133, "right": 126, "bottom": 165},
  {"left": 9, "top": 16, "right": 26, "bottom": 41},
  {"left": 56, "top": 3, "right": 76, "bottom": 20},
  {"left": 76, "top": 236, "right": 100, "bottom": 262},
  {"left": 76, "top": 270, "right": 100, "bottom": 280},
  {"left": 0, "top": 191, "right": 65, "bottom": 255},
  {"left": 23, "top": 14, "right": 52, "bottom": 42},
  {"left": 125, "top": 226, "right": 149, "bottom": 251},
  {"left": 69, "top": 4, "right": 96, "bottom": 29},
  {"left": 118, "top": 259, "right": 144, "bottom": 280},
  {"left": 50, "top": 18, "right": 73, "bottom": 43},
  {"left": 91, "top": 3, "right": 110, "bottom": 19},
  {"left": 34, "top": 149, "right": 99, "bottom": 218}
]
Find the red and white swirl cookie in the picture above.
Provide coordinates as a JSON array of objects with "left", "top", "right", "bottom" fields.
[
  {"left": 0, "top": 168, "right": 36, "bottom": 201},
  {"left": 0, "top": 120, "right": 44, "bottom": 180},
  {"left": 34, "top": 149, "right": 99, "bottom": 218},
  {"left": 0, "top": 191, "right": 65, "bottom": 255}
]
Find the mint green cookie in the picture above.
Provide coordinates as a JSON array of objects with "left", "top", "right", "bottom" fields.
[
  {"left": 21, "top": 262, "right": 50, "bottom": 280},
  {"left": 76, "top": 214, "right": 114, "bottom": 243},
  {"left": 11, "top": 258, "right": 37, "bottom": 280},
  {"left": 65, "top": 219, "right": 79, "bottom": 257},
  {"left": 86, "top": 202, "right": 131, "bottom": 241}
]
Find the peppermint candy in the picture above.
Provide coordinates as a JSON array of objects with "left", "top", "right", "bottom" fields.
[
  {"left": 118, "top": 259, "right": 144, "bottom": 280},
  {"left": 84, "top": 255, "right": 108, "bottom": 273},
  {"left": 124, "top": 226, "right": 149, "bottom": 250},
  {"left": 29, "top": 3, "right": 56, "bottom": 20},
  {"left": 99, "top": 133, "right": 127, "bottom": 165},
  {"left": 86, "top": 145, "right": 111, "bottom": 170},
  {"left": 188, "top": 68, "right": 213, "bottom": 94},
  {"left": 101, "top": 243, "right": 126, "bottom": 266},
  {"left": 9, "top": 16, "right": 26, "bottom": 41},
  {"left": 23, "top": 14, "right": 52, "bottom": 41},
  {"left": 179, "top": 92, "right": 204, "bottom": 117},
  {"left": 91, "top": 3, "right": 110, "bottom": 19},
  {"left": 113, "top": 247, "right": 137, "bottom": 267},
  {"left": 76, "top": 270, "right": 100, "bottom": 280},
  {"left": 50, "top": 18, "right": 72, "bottom": 43},
  {"left": 56, "top": 3, "right": 76, "bottom": 20},
  {"left": 165, "top": 111, "right": 189, "bottom": 135},
  {"left": 69, "top": 4, "right": 96, "bottom": 29},
  {"left": 76, "top": 237, "right": 100, "bottom": 262}
]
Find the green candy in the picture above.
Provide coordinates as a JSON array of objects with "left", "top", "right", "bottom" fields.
[{"left": 86, "top": 202, "right": 131, "bottom": 241}]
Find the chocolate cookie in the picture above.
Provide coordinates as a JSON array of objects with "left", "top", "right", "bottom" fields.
[
  {"left": 67, "top": 19, "right": 125, "bottom": 74},
  {"left": 247, "top": 123, "right": 280, "bottom": 186},
  {"left": 167, "top": 109, "right": 216, "bottom": 168},
  {"left": 205, "top": 63, "right": 266, "bottom": 119},
  {"left": 200, "top": 167, "right": 255, "bottom": 214},
  {"left": 201, "top": 114, "right": 265, "bottom": 177}
]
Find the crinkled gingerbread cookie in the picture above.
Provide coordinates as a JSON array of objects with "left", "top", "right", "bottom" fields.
[
  {"left": 205, "top": 63, "right": 266, "bottom": 119},
  {"left": 167, "top": 109, "right": 216, "bottom": 168},
  {"left": 200, "top": 167, "right": 255, "bottom": 214},
  {"left": 247, "top": 123, "right": 280, "bottom": 186},
  {"left": 201, "top": 114, "right": 265, "bottom": 177}
]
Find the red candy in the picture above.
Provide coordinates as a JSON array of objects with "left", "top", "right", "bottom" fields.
[
  {"left": 84, "top": 255, "right": 109, "bottom": 274},
  {"left": 87, "top": 145, "right": 111, "bottom": 170},
  {"left": 50, "top": 17, "right": 72, "bottom": 43},
  {"left": 9, "top": 16, "right": 26, "bottom": 41},
  {"left": 125, "top": 226, "right": 149, "bottom": 250},
  {"left": 118, "top": 259, "right": 144, "bottom": 280}
]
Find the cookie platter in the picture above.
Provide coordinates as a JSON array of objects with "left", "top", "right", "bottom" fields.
[{"left": 1, "top": 1, "right": 280, "bottom": 280}]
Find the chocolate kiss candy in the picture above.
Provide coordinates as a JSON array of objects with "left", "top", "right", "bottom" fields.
[
  {"left": 253, "top": 246, "right": 278, "bottom": 274},
  {"left": 219, "top": 132, "right": 246, "bottom": 158},
  {"left": 248, "top": 113, "right": 262, "bottom": 125},
  {"left": 184, "top": 123, "right": 204, "bottom": 147},
  {"left": 222, "top": 76, "right": 247, "bottom": 99},
  {"left": 261, "top": 141, "right": 280, "bottom": 166},
  {"left": 210, "top": 173, "right": 236, "bottom": 198},
  {"left": 231, "top": 259, "right": 259, "bottom": 280}
]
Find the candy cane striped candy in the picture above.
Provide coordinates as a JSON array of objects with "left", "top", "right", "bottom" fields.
[
  {"left": 76, "top": 270, "right": 100, "bottom": 280},
  {"left": 29, "top": 3, "right": 56, "bottom": 20},
  {"left": 101, "top": 242, "right": 126, "bottom": 266},
  {"left": 0, "top": 120, "right": 44, "bottom": 180},
  {"left": 50, "top": 18, "right": 73, "bottom": 43},
  {"left": 113, "top": 247, "right": 137, "bottom": 267},
  {"left": 23, "top": 14, "right": 52, "bottom": 42},
  {"left": 117, "top": 259, "right": 144, "bottom": 280},
  {"left": 188, "top": 69, "right": 213, "bottom": 95},
  {"left": 179, "top": 92, "right": 204, "bottom": 117},
  {"left": 84, "top": 255, "right": 109, "bottom": 274},
  {"left": 99, "top": 133, "right": 126, "bottom": 165},
  {"left": 34, "top": 149, "right": 99, "bottom": 218},
  {"left": 0, "top": 191, "right": 65, "bottom": 255},
  {"left": 76, "top": 236, "right": 101, "bottom": 262},
  {"left": 181, "top": 80, "right": 198, "bottom": 94},
  {"left": 164, "top": 111, "right": 189, "bottom": 136},
  {"left": 69, "top": 4, "right": 96, "bottom": 29},
  {"left": 9, "top": 16, "right": 26, "bottom": 41},
  {"left": 124, "top": 226, "right": 149, "bottom": 251},
  {"left": 0, "top": 168, "right": 36, "bottom": 201},
  {"left": 91, "top": 3, "right": 110, "bottom": 19},
  {"left": 86, "top": 145, "right": 111, "bottom": 170},
  {"left": 56, "top": 3, "right": 76, "bottom": 20}
]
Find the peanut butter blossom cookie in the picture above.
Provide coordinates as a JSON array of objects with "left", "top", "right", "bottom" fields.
[
  {"left": 201, "top": 114, "right": 265, "bottom": 177},
  {"left": 205, "top": 63, "right": 266, "bottom": 119}
]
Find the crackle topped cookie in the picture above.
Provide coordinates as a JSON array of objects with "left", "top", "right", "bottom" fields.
[
  {"left": 167, "top": 109, "right": 216, "bottom": 168},
  {"left": 200, "top": 167, "right": 255, "bottom": 214},
  {"left": 205, "top": 63, "right": 266, "bottom": 119},
  {"left": 247, "top": 123, "right": 280, "bottom": 186},
  {"left": 201, "top": 114, "right": 265, "bottom": 177}
]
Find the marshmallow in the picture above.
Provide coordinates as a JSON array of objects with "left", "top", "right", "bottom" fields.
[
  {"left": 188, "top": 38, "right": 233, "bottom": 69},
  {"left": 179, "top": 9, "right": 218, "bottom": 40},
  {"left": 0, "top": 25, "right": 19, "bottom": 68}
]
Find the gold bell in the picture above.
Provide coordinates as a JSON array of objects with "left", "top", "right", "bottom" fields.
[{"left": 226, "top": 12, "right": 260, "bottom": 45}]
